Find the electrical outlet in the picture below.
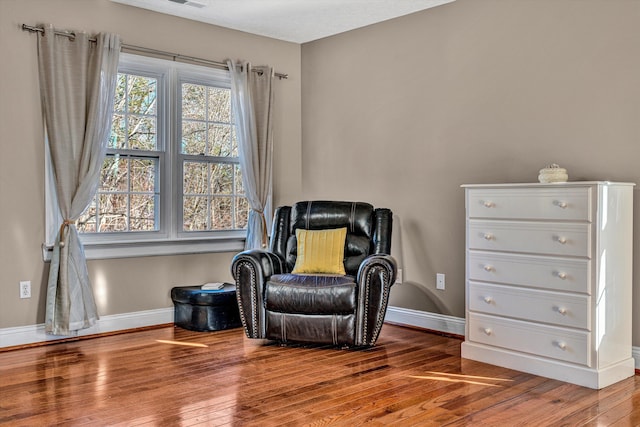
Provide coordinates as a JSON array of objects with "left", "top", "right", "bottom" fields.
[
  {"left": 436, "top": 273, "right": 445, "bottom": 290},
  {"left": 20, "top": 281, "right": 31, "bottom": 299},
  {"left": 395, "top": 268, "right": 403, "bottom": 284}
]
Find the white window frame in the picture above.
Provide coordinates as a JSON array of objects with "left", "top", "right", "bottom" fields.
[{"left": 44, "top": 53, "right": 245, "bottom": 261}]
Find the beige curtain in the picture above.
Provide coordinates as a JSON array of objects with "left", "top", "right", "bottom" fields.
[
  {"left": 228, "top": 61, "right": 275, "bottom": 250},
  {"left": 37, "top": 25, "right": 121, "bottom": 335}
]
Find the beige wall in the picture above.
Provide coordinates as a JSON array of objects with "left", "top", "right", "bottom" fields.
[
  {"left": 0, "top": 0, "right": 301, "bottom": 329},
  {"left": 301, "top": 0, "right": 640, "bottom": 339}
]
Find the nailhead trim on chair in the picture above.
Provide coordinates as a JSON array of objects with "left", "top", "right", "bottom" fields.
[
  {"left": 362, "top": 273, "right": 371, "bottom": 342},
  {"left": 370, "top": 269, "right": 390, "bottom": 346},
  {"left": 235, "top": 260, "right": 258, "bottom": 338},
  {"left": 361, "top": 260, "right": 393, "bottom": 346}
]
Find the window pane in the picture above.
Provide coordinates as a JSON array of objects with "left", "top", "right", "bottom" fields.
[
  {"left": 129, "top": 194, "right": 156, "bottom": 231},
  {"left": 128, "top": 75, "right": 157, "bottom": 115},
  {"left": 113, "top": 74, "right": 127, "bottom": 113},
  {"left": 110, "top": 114, "right": 126, "bottom": 149},
  {"left": 100, "top": 157, "right": 128, "bottom": 192},
  {"left": 207, "top": 87, "right": 231, "bottom": 123},
  {"left": 207, "top": 124, "right": 233, "bottom": 157},
  {"left": 182, "top": 83, "right": 206, "bottom": 120},
  {"left": 231, "top": 127, "right": 238, "bottom": 157},
  {"left": 182, "top": 161, "right": 243, "bottom": 232},
  {"left": 80, "top": 156, "right": 159, "bottom": 234},
  {"left": 183, "top": 161, "right": 208, "bottom": 195},
  {"left": 234, "top": 164, "right": 244, "bottom": 195},
  {"left": 211, "top": 197, "right": 233, "bottom": 230},
  {"left": 130, "top": 159, "right": 157, "bottom": 193},
  {"left": 98, "top": 194, "right": 128, "bottom": 231},
  {"left": 181, "top": 120, "right": 206, "bottom": 155},
  {"left": 235, "top": 197, "right": 249, "bottom": 229},
  {"left": 183, "top": 196, "right": 208, "bottom": 231},
  {"left": 128, "top": 116, "right": 156, "bottom": 150},
  {"left": 210, "top": 163, "right": 233, "bottom": 194}
]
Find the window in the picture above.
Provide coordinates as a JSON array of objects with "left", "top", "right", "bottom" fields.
[
  {"left": 45, "top": 54, "right": 247, "bottom": 259},
  {"left": 179, "top": 81, "right": 248, "bottom": 232},
  {"left": 78, "top": 72, "right": 161, "bottom": 233}
]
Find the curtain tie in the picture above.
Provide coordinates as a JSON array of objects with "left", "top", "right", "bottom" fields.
[
  {"left": 257, "top": 211, "right": 268, "bottom": 248},
  {"left": 58, "top": 219, "right": 74, "bottom": 247}
]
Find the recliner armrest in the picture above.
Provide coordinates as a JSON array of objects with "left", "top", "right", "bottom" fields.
[
  {"left": 357, "top": 254, "right": 397, "bottom": 285},
  {"left": 232, "top": 249, "right": 285, "bottom": 279},
  {"left": 355, "top": 254, "right": 397, "bottom": 346},
  {"left": 231, "top": 250, "right": 285, "bottom": 339}
]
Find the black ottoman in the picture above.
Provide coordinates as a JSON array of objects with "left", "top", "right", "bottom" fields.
[{"left": 171, "top": 284, "right": 242, "bottom": 332}]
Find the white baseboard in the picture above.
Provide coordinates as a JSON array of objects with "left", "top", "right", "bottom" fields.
[
  {"left": 385, "top": 305, "right": 640, "bottom": 371},
  {"left": 385, "top": 305, "right": 465, "bottom": 336},
  {"left": 633, "top": 347, "right": 640, "bottom": 370},
  {"left": 0, "top": 307, "right": 173, "bottom": 349},
  {"left": 3, "top": 305, "right": 640, "bottom": 373}
]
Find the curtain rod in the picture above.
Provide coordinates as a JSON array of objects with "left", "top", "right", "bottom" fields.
[{"left": 21, "top": 24, "right": 288, "bottom": 80}]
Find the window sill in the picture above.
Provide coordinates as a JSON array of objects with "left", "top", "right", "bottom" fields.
[{"left": 42, "top": 236, "right": 245, "bottom": 262}]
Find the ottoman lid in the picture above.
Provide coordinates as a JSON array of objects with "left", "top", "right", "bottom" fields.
[{"left": 171, "top": 284, "right": 236, "bottom": 306}]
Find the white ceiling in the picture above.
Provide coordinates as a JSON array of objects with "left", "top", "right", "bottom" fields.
[{"left": 110, "top": 0, "right": 456, "bottom": 44}]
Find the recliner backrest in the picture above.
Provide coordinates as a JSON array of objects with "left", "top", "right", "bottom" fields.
[{"left": 269, "top": 201, "right": 393, "bottom": 276}]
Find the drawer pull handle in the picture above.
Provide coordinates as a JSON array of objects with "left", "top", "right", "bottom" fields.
[
  {"left": 557, "top": 236, "right": 568, "bottom": 244},
  {"left": 483, "top": 201, "right": 495, "bottom": 208},
  {"left": 483, "top": 296, "right": 493, "bottom": 304},
  {"left": 556, "top": 307, "right": 568, "bottom": 315},
  {"left": 556, "top": 201, "right": 568, "bottom": 209},
  {"left": 483, "top": 328, "right": 492, "bottom": 336},
  {"left": 483, "top": 233, "right": 494, "bottom": 241},
  {"left": 557, "top": 272, "right": 568, "bottom": 280},
  {"left": 483, "top": 265, "right": 494, "bottom": 272},
  {"left": 555, "top": 341, "right": 568, "bottom": 351}
]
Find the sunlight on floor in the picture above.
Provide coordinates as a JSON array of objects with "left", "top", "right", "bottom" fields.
[
  {"left": 155, "top": 340, "right": 208, "bottom": 348},
  {"left": 409, "top": 371, "right": 514, "bottom": 387}
]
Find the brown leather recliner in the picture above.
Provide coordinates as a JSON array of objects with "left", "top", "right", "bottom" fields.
[{"left": 231, "top": 201, "right": 397, "bottom": 347}]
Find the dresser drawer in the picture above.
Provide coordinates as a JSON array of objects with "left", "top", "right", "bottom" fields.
[
  {"left": 468, "top": 220, "right": 591, "bottom": 257},
  {"left": 467, "top": 187, "right": 591, "bottom": 221},
  {"left": 468, "top": 313, "right": 590, "bottom": 366},
  {"left": 468, "top": 252, "right": 590, "bottom": 294},
  {"left": 468, "top": 282, "right": 590, "bottom": 329}
]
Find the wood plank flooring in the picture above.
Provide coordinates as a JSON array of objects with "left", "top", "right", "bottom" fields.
[{"left": 1, "top": 324, "right": 638, "bottom": 426}]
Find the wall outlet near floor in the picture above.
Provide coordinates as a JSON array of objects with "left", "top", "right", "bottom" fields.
[
  {"left": 436, "top": 273, "right": 445, "bottom": 290},
  {"left": 20, "top": 281, "right": 31, "bottom": 299},
  {"left": 395, "top": 268, "right": 403, "bottom": 285}
]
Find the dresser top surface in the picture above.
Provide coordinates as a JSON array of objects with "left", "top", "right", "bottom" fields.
[{"left": 461, "top": 181, "right": 635, "bottom": 189}]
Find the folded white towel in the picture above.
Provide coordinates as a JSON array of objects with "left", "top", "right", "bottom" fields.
[{"left": 201, "top": 282, "right": 225, "bottom": 290}]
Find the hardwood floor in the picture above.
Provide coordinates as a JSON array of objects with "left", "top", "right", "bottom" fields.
[{"left": 1, "top": 324, "right": 638, "bottom": 426}]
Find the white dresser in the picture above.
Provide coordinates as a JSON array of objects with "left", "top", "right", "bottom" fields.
[{"left": 461, "top": 182, "right": 635, "bottom": 389}]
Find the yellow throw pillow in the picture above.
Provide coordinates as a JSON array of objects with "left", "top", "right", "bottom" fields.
[{"left": 291, "top": 228, "right": 347, "bottom": 275}]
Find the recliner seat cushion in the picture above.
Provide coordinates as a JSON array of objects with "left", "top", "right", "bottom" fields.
[{"left": 265, "top": 274, "right": 357, "bottom": 315}]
